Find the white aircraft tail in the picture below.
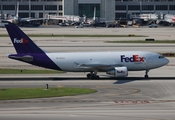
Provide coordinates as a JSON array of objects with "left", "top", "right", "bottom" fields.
[
  {"left": 93, "top": 7, "right": 96, "bottom": 20},
  {"left": 16, "top": 2, "right": 19, "bottom": 18}
]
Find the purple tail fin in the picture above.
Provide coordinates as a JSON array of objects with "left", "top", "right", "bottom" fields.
[{"left": 5, "top": 23, "right": 44, "bottom": 54}]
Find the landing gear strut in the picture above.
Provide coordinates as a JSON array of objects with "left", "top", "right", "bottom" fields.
[
  {"left": 87, "top": 71, "right": 100, "bottom": 79},
  {"left": 144, "top": 70, "right": 149, "bottom": 78}
]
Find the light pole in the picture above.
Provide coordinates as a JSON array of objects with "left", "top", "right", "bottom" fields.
[
  {"left": 140, "top": 0, "right": 142, "bottom": 14},
  {"left": 29, "top": 0, "right": 31, "bottom": 17}
]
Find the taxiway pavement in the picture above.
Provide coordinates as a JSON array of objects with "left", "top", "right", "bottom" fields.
[{"left": 0, "top": 76, "right": 175, "bottom": 120}]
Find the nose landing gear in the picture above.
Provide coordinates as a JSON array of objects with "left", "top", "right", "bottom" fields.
[{"left": 144, "top": 70, "right": 149, "bottom": 78}]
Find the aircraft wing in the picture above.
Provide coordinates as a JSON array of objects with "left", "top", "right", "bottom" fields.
[
  {"left": 20, "top": 18, "right": 45, "bottom": 22},
  {"left": 74, "top": 62, "right": 123, "bottom": 70},
  {"left": 26, "top": 18, "right": 45, "bottom": 22}
]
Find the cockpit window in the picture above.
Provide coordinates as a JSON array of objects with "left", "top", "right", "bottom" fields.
[{"left": 159, "top": 56, "right": 164, "bottom": 59}]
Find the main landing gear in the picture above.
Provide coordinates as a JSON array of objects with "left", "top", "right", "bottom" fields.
[
  {"left": 144, "top": 70, "right": 149, "bottom": 78},
  {"left": 87, "top": 71, "right": 100, "bottom": 79}
]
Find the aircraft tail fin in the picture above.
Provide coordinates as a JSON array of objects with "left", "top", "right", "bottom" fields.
[
  {"left": 16, "top": 2, "right": 19, "bottom": 18},
  {"left": 93, "top": 7, "right": 96, "bottom": 20},
  {"left": 5, "top": 23, "right": 44, "bottom": 54}
]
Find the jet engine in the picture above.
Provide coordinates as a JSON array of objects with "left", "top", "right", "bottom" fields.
[{"left": 106, "top": 66, "right": 128, "bottom": 77}]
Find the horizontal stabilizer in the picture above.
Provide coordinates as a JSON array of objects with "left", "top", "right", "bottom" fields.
[{"left": 9, "top": 54, "right": 33, "bottom": 62}]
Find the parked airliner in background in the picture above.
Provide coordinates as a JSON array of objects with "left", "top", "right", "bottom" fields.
[
  {"left": 2, "top": 2, "right": 43, "bottom": 27},
  {"left": 5, "top": 24, "right": 169, "bottom": 79}
]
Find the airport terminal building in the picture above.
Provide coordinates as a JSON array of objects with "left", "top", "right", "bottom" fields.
[{"left": 1, "top": 0, "right": 175, "bottom": 20}]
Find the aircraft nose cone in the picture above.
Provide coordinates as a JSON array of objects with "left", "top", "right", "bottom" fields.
[{"left": 164, "top": 58, "right": 169, "bottom": 65}]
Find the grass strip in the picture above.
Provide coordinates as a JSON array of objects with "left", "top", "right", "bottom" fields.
[
  {"left": 0, "top": 69, "right": 63, "bottom": 74},
  {"left": 0, "top": 34, "right": 146, "bottom": 37},
  {"left": 0, "top": 88, "right": 97, "bottom": 100},
  {"left": 106, "top": 40, "right": 175, "bottom": 43}
]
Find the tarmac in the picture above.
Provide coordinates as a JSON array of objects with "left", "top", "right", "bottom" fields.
[{"left": 0, "top": 26, "right": 175, "bottom": 120}]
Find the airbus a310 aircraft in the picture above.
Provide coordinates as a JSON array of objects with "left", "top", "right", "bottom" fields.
[{"left": 5, "top": 23, "right": 169, "bottom": 79}]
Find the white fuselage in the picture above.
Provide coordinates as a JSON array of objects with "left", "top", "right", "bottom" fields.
[{"left": 47, "top": 51, "right": 169, "bottom": 72}]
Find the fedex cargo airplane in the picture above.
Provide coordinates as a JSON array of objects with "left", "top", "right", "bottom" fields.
[{"left": 5, "top": 23, "right": 169, "bottom": 79}]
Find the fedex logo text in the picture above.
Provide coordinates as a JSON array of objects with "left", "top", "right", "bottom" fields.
[
  {"left": 121, "top": 55, "right": 144, "bottom": 62},
  {"left": 14, "top": 38, "right": 28, "bottom": 44}
]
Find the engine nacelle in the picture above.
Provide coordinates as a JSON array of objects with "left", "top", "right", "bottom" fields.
[{"left": 106, "top": 67, "right": 128, "bottom": 77}]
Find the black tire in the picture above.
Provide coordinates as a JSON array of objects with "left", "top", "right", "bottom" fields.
[
  {"left": 95, "top": 75, "right": 100, "bottom": 79},
  {"left": 87, "top": 74, "right": 91, "bottom": 79},
  {"left": 145, "top": 75, "right": 149, "bottom": 79},
  {"left": 90, "top": 75, "right": 95, "bottom": 80}
]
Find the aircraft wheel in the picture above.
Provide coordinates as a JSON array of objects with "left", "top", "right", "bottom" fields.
[
  {"left": 87, "top": 74, "right": 100, "bottom": 80},
  {"left": 87, "top": 72, "right": 100, "bottom": 79},
  {"left": 145, "top": 75, "right": 149, "bottom": 79},
  {"left": 92, "top": 75, "right": 100, "bottom": 80},
  {"left": 90, "top": 74, "right": 95, "bottom": 80},
  {"left": 87, "top": 74, "right": 91, "bottom": 79},
  {"left": 145, "top": 70, "right": 149, "bottom": 79},
  {"left": 95, "top": 75, "right": 100, "bottom": 79}
]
